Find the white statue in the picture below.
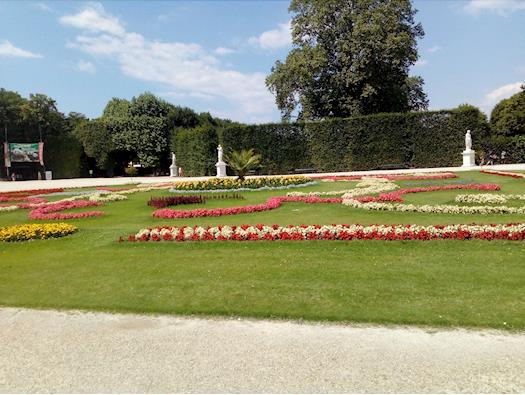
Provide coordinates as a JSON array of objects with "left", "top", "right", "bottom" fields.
[
  {"left": 462, "top": 130, "right": 475, "bottom": 167},
  {"left": 465, "top": 130, "right": 472, "bottom": 151},
  {"left": 217, "top": 145, "right": 224, "bottom": 163},
  {"left": 169, "top": 152, "right": 178, "bottom": 177},
  {"left": 216, "top": 145, "right": 227, "bottom": 177}
]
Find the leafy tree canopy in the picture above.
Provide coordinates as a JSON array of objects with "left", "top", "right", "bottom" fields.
[
  {"left": 266, "top": 0, "right": 427, "bottom": 120},
  {"left": 490, "top": 86, "right": 525, "bottom": 137}
]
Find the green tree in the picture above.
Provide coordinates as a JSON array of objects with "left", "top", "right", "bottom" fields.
[
  {"left": 73, "top": 119, "right": 114, "bottom": 169},
  {"left": 0, "top": 88, "right": 25, "bottom": 141},
  {"left": 266, "top": 0, "right": 426, "bottom": 120},
  {"left": 490, "top": 86, "right": 525, "bottom": 137},
  {"left": 20, "top": 93, "right": 64, "bottom": 140},
  {"left": 102, "top": 98, "right": 131, "bottom": 118}
]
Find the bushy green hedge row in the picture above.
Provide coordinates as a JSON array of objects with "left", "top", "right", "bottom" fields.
[
  {"left": 173, "top": 124, "right": 217, "bottom": 176},
  {"left": 44, "top": 135, "right": 84, "bottom": 179},
  {"left": 171, "top": 108, "right": 490, "bottom": 175}
]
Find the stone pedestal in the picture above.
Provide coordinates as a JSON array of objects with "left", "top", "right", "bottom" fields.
[
  {"left": 462, "top": 149, "right": 476, "bottom": 167},
  {"left": 216, "top": 161, "right": 227, "bottom": 177},
  {"left": 169, "top": 164, "right": 178, "bottom": 177}
]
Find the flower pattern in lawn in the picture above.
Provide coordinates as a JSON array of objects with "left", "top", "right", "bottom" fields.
[{"left": 130, "top": 223, "right": 525, "bottom": 242}]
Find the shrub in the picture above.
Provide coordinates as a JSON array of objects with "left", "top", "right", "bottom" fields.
[
  {"left": 147, "top": 195, "right": 205, "bottom": 209},
  {"left": 173, "top": 123, "right": 218, "bottom": 176}
]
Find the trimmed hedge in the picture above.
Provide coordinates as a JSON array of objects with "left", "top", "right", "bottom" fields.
[
  {"left": 219, "top": 108, "right": 488, "bottom": 173},
  {"left": 173, "top": 124, "right": 217, "bottom": 176},
  {"left": 172, "top": 108, "right": 490, "bottom": 176},
  {"left": 219, "top": 123, "right": 309, "bottom": 174},
  {"left": 44, "top": 134, "right": 83, "bottom": 179}
]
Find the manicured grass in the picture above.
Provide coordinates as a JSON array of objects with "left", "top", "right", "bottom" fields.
[{"left": 1, "top": 171, "right": 524, "bottom": 330}]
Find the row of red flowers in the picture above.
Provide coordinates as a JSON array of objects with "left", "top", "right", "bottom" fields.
[
  {"left": 152, "top": 196, "right": 342, "bottom": 218},
  {"left": 355, "top": 183, "right": 501, "bottom": 203},
  {"left": 152, "top": 184, "right": 499, "bottom": 218},
  {"left": 28, "top": 200, "right": 104, "bottom": 220},
  {"left": 480, "top": 170, "right": 525, "bottom": 179},
  {"left": 0, "top": 188, "right": 63, "bottom": 202},
  {"left": 313, "top": 172, "right": 457, "bottom": 181},
  {"left": 128, "top": 223, "right": 525, "bottom": 242}
]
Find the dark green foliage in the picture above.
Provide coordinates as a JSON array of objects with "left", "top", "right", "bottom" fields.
[
  {"left": 266, "top": 0, "right": 426, "bottom": 120},
  {"left": 173, "top": 124, "right": 218, "bottom": 176},
  {"left": 220, "top": 123, "right": 309, "bottom": 174},
  {"left": 44, "top": 134, "right": 83, "bottom": 178},
  {"left": 490, "top": 87, "right": 525, "bottom": 137},
  {"left": 105, "top": 116, "right": 169, "bottom": 168},
  {"left": 217, "top": 107, "right": 489, "bottom": 174},
  {"left": 73, "top": 119, "right": 114, "bottom": 169}
]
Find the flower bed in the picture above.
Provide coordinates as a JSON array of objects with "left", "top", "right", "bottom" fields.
[
  {"left": 28, "top": 200, "right": 104, "bottom": 220},
  {"left": 314, "top": 172, "right": 458, "bottom": 182},
  {"left": 148, "top": 195, "right": 205, "bottom": 209},
  {"left": 0, "top": 188, "right": 64, "bottom": 202},
  {"left": 0, "top": 223, "right": 77, "bottom": 242},
  {"left": 342, "top": 199, "right": 525, "bottom": 215},
  {"left": 170, "top": 176, "right": 313, "bottom": 192},
  {"left": 129, "top": 223, "right": 525, "bottom": 242},
  {"left": 455, "top": 194, "right": 510, "bottom": 204},
  {"left": 153, "top": 196, "right": 342, "bottom": 219},
  {"left": 480, "top": 170, "right": 525, "bottom": 179},
  {"left": 352, "top": 184, "right": 501, "bottom": 203},
  {"left": 288, "top": 177, "right": 398, "bottom": 197}
]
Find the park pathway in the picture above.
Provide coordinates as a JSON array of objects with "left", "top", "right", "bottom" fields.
[{"left": 0, "top": 307, "right": 524, "bottom": 393}]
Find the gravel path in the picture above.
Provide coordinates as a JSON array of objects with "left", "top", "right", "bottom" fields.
[
  {"left": 1, "top": 164, "right": 524, "bottom": 193},
  {"left": 0, "top": 308, "right": 524, "bottom": 393}
]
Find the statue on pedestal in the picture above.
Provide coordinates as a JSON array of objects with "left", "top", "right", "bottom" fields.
[
  {"left": 462, "top": 130, "right": 475, "bottom": 167},
  {"left": 169, "top": 152, "right": 178, "bottom": 177},
  {"left": 216, "top": 145, "right": 227, "bottom": 177}
]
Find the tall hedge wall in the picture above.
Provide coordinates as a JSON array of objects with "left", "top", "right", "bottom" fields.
[
  {"left": 173, "top": 124, "right": 217, "bottom": 176},
  {"left": 218, "top": 108, "right": 487, "bottom": 173},
  {"left": 171, "top": 108, "right": 488, "bottom": 176},
  {"left": 44, "top": 134, "right": 84, "bottom": 179},
  {"left": 219, "top": 123, "right": 309, "bottom": 174}
]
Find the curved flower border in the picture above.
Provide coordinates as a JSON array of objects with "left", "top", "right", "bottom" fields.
[
  {"left": 314, "top": 172, "right": 458, "bottom": 182},
  {"left": 480, "top": 170, "right": 525, "bottom": 179},
  {"left": 28, "top": 200, "right": 104, "bottom": 220},
  {"left": 129, "top": 223, "right": 525, "bottom": 242},
  {"left": 153, "top": 196, "right": 342, "bottom": 218}
]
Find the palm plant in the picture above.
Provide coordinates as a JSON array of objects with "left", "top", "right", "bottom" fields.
[{"left": 225, "top": 149, "right": 262, "bottom": 180}]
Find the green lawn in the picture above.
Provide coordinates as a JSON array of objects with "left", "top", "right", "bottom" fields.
[{"left": 1, "top": 171, "right": 524, "bottom": 330}]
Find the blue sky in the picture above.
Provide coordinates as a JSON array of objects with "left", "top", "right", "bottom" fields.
[{"left": 0, "top": 0, "right": 524, "bottom": 123}]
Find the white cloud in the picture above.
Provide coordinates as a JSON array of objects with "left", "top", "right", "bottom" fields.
[
  {"left": 0, "top": 40, "right": 42, "bottom": 58},
  {"left": 76, "top": 59, "right": 96, "bottom": 73},
  {"left": 214, "top": 46, "right": 235, "bottom": 55},
  {"left": 60, "top": 3, "right": 275, "bottom": 120},
  {"left": 248, "top": 21, "right": 291, "bottom": 50},
  {"left": 483, "top": 82, "right": 524, "bottom": 106},
  {"left": 427, "top": 46, "right": 442, "bottom": 53},
  {"left": 414, "top": 59, "right": 428, "bottom": 67},
  {"left": 60, "top": 3, "right": 125, "bottom": 36},
  {"left": 35, "top": 2, "right": 52, "bottom": 12},
  {"left": 463, "top": 0, "right": 525, "bottom": 14}
]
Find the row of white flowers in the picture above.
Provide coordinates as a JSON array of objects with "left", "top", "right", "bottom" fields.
[
  {"left": 133, "top": 223, "right": 525, "bottom": 241},
  {"left": 455, "top": 193, "right": 525, "bottom": 204},
  {"left": 0, "top": 205, "right": 18, "bottom": 212},
  {"left": 288, "top": 177, "right": 398, "bottom": 197},
  {"left": 342, "top": 198, "right": 525, "bottom": 214}
]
